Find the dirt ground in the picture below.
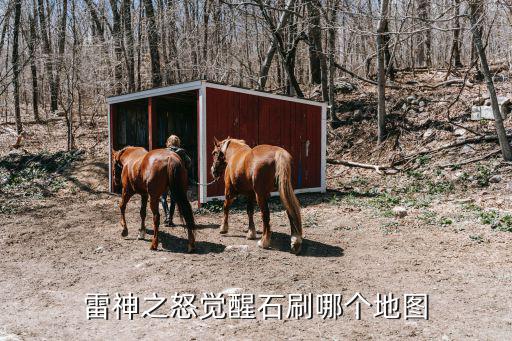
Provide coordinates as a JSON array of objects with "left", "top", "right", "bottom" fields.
[
  {"left": 1, "top": 152, "right": 512, "bottom": 340},
  {"left": 3, "top": 74, "right": 512, "bottom": 339}
]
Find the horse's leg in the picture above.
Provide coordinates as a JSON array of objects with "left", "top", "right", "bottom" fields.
[
  {"left": 256, "top": 193, "right": 271, "bottom": 249},
  {"left": 246, "top": 193, "right": 256, "bottom": 240},
  {"left": 168, "top": 197, "right": 176, "bottom": 227},
  {"left": 138, "top": 194, "right": 148, "bottom": 240},
  {"left": 149, "top": 196, "right": 160, "bottom": 250},
  {"left": 220, "top": 194, "right": 235, "bottom": 234},
  {"left": 160, "top": 191, "right": 169, "bottom": 225},
  {"left": 119, "top": 190, "right": 133, "bottom": 237}
]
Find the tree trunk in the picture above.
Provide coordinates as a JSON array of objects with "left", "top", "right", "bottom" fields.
[
  {"left": 327, "top": 0, "right": 339, "bottom": 122},
  {"left": 122, "top": 0, "right": 135, "bottom": 91},
  {"left": 416, "top": 0, "right": 431, "bottom": 68},
  {"left": 12, "top": 0, "right": 22, "bottom": 134},
  {"left": 452, "top": 0, "right": 462, "bottom": 67},
  {"left": 143, "top": 0, "right": 162, "bottom": 87},
  {"left": 109, "top": 0, "right": 123, "bottom": 94},
  {"left": 25, "top": 12, "right": 41, "bottom": 122},
  {"left": 306, "top": 0, "right": 321, "bottom": 85},
  {"left": 255, "top": 0, "right": 303, "bottom": 97},
  {"left": 257, "top": 0, "right": 295, "bottom": 90},
  {"left": 54, "top": 0, "right": 68, "bottom": 103},
  {"left": 469, "top": 1, "right": 512, "bottom": 160},
  {"left": 37, "top": 0, "right": 58, "bottom": 112},
  {"left": 376, "top": 0, "right": 390, "bottom": 143}
]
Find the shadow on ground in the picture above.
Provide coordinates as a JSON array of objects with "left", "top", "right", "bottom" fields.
[
  {"left": 145, "top": 228, "right": 226, "bottom": 254},
  {"left": 269, "top": 231, "right": 344, "bottom": 257},
  {"left": 197, "top": 189, "right": 378, "bottom": 215}
]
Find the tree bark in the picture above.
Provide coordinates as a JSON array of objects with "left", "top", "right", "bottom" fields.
[
  {"left": 109, "top": 0, "right": 123, "bottom": 94},
  {"left": 469, "top": 1, "right": 512, "bottom": 160},
  {"left": 143, "top": 0, "right": 162, "bottom": 87},
  {"left": 12, "top": 0, "right": 22, "bottom": 134},
  {"left": 376, "top": 0, "right": 390, "bottom": 143},
  {"left": 327, "top": 0, "right": 339, "bottom": 121},
  {"left": 25, "top": 12, "right": 40, "bottom": 122},
  {"left": 452, "top": 0, "right": 462, "bottom": 67},
  {"left": 37, "top": 0, "right": 58, "bottom": 112},
  {"left": 122, "top": 0, "right": 135, "bottom": 91},
  {"left": 257, "top": 0, "right": 295, "bottom": 90},
  {"left": 306, "top": 0, "right": 321, "bottom": 85},
  {"left": 255, "top": 0, "right": 303, "bottom": 97},
  {"left": 416, "top": 0, "right": 431, "bottom": 68},
  {"left": 54, "top": 0, "right": 68, "bottom": 103}
]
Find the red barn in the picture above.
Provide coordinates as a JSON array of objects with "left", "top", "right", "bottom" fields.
[{"left": 107, "top": 80, "right": 327, "bottom": 205}]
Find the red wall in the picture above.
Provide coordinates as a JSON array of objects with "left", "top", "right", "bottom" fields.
[{"left": 206, "top": 87, "right": 322, "bottom": 197}]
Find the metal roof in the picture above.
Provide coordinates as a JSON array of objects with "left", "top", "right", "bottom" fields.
[{"left": 106, "top": 80, "right": 327, "bottom": 107}]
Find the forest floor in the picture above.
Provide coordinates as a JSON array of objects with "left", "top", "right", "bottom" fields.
[{"left": 1, "top": 72, "right": 512, "bottom": 340}]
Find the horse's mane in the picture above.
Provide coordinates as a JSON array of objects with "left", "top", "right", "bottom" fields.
[{"left": 226, "top": 138, "right": 247, "bottom": 146}]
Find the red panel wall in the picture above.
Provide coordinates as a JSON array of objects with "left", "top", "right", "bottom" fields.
[{"left": 206, "top": 87, "right": 322, "bottom": 197}]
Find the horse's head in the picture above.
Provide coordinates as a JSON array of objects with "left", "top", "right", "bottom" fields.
[
  {"left": 112, "top": 149, "right": 124, "bottom": 190},
  {"left": 211, "top": 137, "right": 230, "bottom": 180}
]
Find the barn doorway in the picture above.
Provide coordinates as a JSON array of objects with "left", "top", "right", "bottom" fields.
[
  {"left": 153, "top": 90, "right": 198, "bottom": 200},
  {"left": 114, "top": 98, "right": 149, "bottom": 150}
]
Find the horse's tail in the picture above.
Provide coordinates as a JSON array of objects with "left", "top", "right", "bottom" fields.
[
  {"left": 275, "top": 149, "right": 302, "bottom": 239},
  {"left": 168, "top": 157, "right": 196, "bottom": 233}
]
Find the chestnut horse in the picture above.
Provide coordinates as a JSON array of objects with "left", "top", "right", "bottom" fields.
[
  {"left": 211, "top": 138, "right": 303, "bottom": 254},
  {"left": 112, "top": 146, "right": 196, "bottom": 252}
]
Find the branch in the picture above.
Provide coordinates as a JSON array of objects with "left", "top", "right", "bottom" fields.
[{"left": 327, "top": 158, "right": 398, "bottom": 175}]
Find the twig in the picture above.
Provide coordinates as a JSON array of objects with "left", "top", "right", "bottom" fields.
[
  {"left": 438, "top": 149, "right": 500, "bottom": 168},
  {"left": 392, "top": 134, "right": 509, "bottom": 166},
  {"left": 327, "top": 158, "right": 398, "bottom": 175}
]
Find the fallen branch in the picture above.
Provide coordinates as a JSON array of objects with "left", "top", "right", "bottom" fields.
[
  {"left": 420, "top": 78, "right": 473, "bottom": 89},
  {"left": 392, "top": 134, "right": 508, "bottom": 167},
  {"left": 438, "top": 149, "right": 500, "bottom": 168},
  {"left": 327, "top": 158, "right": 398, "bottom": 175},
  {"left": 333, "top": 62, "right": 403, "bottom": 90}
]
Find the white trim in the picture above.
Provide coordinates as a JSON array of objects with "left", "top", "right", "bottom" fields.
[
  {"left": 205, "top": 83, "right": 327, "bottom": 108},
  {"left": 320, "top": 105, "right": 327, "bottom": 193},
  {"left": 106, "top": 80, "right": 327, "bottom": 108},
  {"left": 199, "top": 84, "right": 208, "bottom": 204},
  {"left": 204, "top": 187, "right": 324, "bottom": 203},
  {"left": 106, "top": 80, "right": 203, "bottom": 104},
  {"left": 108, "top": 105, "right": 112, "bottom": 193}
]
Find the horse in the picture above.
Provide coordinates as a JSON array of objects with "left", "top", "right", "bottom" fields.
[
  {"left": 210, "top": 138, "right": 303, "bottom": 254},
  {"left": 112, "top": 146, "right": 196, "bottom": 252}
]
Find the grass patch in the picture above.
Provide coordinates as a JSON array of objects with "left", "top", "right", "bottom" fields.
[{"left": 0, "top": 150, "right": 83, "bottom": 214}]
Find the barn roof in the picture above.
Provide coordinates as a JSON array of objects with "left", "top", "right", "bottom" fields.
[{"left": 106, "top": 80, "right": 327, "bottom": 107}]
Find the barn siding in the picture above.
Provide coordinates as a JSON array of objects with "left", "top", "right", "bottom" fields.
[{"left": 205, "top": 87, "right": 322, "bottom": 198}]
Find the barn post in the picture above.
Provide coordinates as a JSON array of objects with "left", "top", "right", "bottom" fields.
[
  {"left": 198, "top": 83, "right": 207, "bottom": 205},
  {"left": 108, "top": 103, "right": 117, "bottom": 193},
  {"left": 321, "top": 104, "right": 327, "bottom": 193},
  {"left": 148, "top": 97, "right": 156, "bottom": 150}
]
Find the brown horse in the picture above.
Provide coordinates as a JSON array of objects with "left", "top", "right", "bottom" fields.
[
  {"left": 211, "top": 138, "right": 303, "bottom": 254},
  {"left": 112, "top": 146, "right": 196, "bottom": 252}
]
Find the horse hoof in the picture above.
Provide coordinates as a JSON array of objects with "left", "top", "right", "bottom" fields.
[
  {"left": 150, "top": 244, "right": 157, "bottom": 251},
  {"left": 257, "top": 239, "right": 270, "bottom": 249},
  {"left": 291, "top": 243, "right": 302, "bottom": 255},
  {"left": 290, "top": 236, "right": 302, "bottom": 255},
  {"left": 187, "top": 245, "right": 195, "bottom": 253},
  {"left": 219, "top": 228, "right": 228, "bottom": 234},
  {"left": 246, "top": 230, "right": 257, "bottom": 240},
  {"left": 137, "top": 231, "right": 145, "bottom": 240},
  {"left": 121, "top": 228, "right": 128, "bottom": 237}
]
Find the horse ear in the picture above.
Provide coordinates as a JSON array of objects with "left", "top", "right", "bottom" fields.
[{"left": 213, "top": 137, "right": 219, "bottom": 145}]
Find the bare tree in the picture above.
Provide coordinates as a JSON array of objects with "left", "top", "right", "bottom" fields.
[
  {"left": 142, "top": 0, "right": 162, "bottom": 87},
  {"left": 376, "top": 0, "right": 390, "bottom": 143},
  {"left": 469, "top": 0, "right": 512, "bottom": 161},
  {"left": 12, "top": 0, "right": 22, "bottom": 134}
]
